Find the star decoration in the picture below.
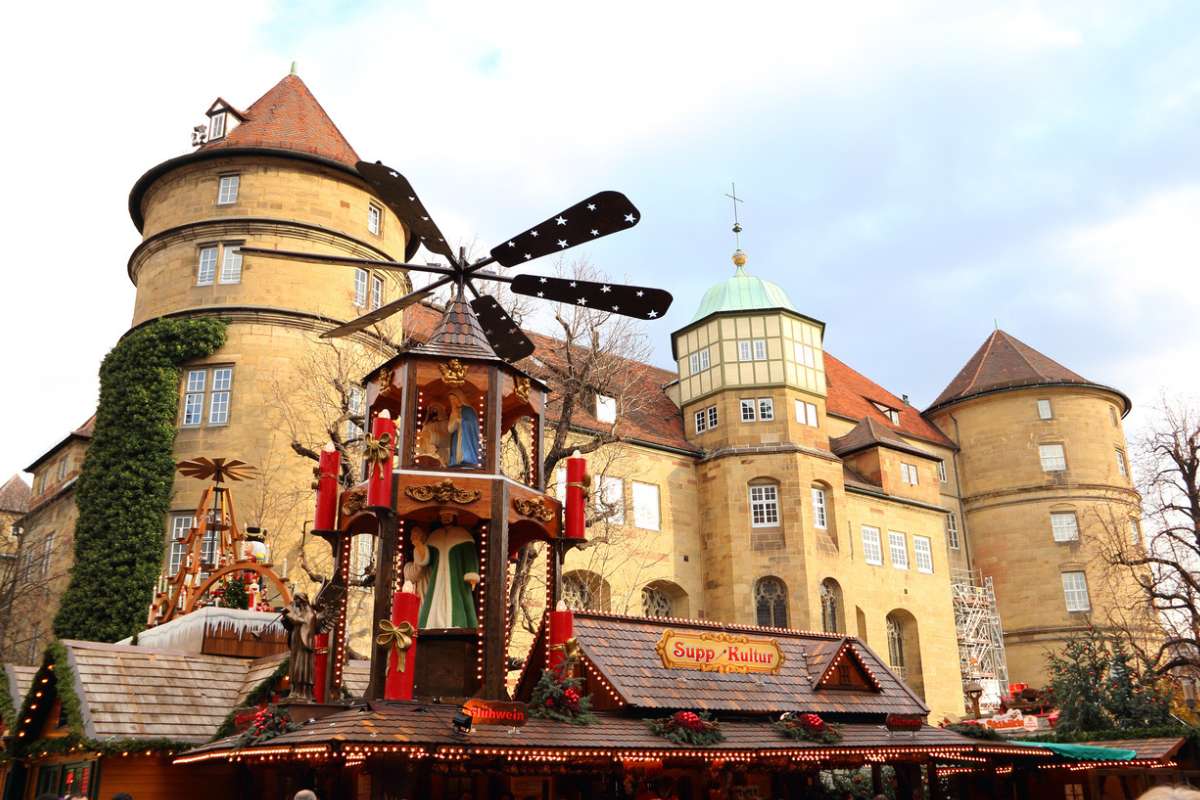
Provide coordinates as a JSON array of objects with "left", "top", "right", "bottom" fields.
[
  {"left": 539, "top": 277, "right": 548, "bottom": 283},
  {"left": 388, "top": 170, "right": 398, "bottom": 178},
  {"left": 648, "top": 310, "right": 658, "bottom": 318},
  {"left": 421, "top": 215, "right": 429, "bottom": 221},
  {"left": 555, "top": 216, "right": 568, "bottom": 225},
  {"left": 611, "top": 305, "right": 620, "bottom": 312},
  {"left": 624, "top": 213, "right": 637, "bottom": 223},
  {"left": 507, "top": 241, "right": 516, "bottom": 248},
  {"left": 587, "top": 203, "right": 596, "bottom": 211},
  {"left": 537, "top": 291, "right": 544, "bottom": 297},
  {"left": 408, "top": 195, "right": 415, "bottom": 201},
  {"left": 590, "top": 229, "right": 600, "bottom": 236},
  {"left": 524, "top": 253, "right": 532, "bottom": 260},
  {"left": 636, "top": 290, "right": 644, "bottom": 297},
  {"left": 600, "top": 285, "right": 612, "bottom": 293},
  {"left": 569, "top": 281, "right": 577, "bottom": 288},
  {"left": 530, "top": 230, "right": 539, "bottom": 238},
  {"left": 557, "top": 239, "right": 568, "bottom": 248},
  {"left": 577, "top": 297, "right": 588, "bottom": 306}
]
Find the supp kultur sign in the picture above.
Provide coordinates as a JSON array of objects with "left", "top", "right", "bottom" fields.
[{"left": 655, "top": 630, "right": 785, "bottom": 675}]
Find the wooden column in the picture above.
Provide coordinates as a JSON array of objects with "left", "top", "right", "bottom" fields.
[
  {"left": 872, "top": 763, "right": 883, "bottom": 795},
  {"left": 366, "top": 503, "right": 398, "bottom": 700},
  {"left": 481, "top": 481, "right": 510, "bottom": 699}
]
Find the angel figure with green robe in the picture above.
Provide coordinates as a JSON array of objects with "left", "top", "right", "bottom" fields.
[{"left": 411, "top": 510, "right": 479, "bottom": 629}]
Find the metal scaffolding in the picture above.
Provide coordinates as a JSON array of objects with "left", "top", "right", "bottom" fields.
[{"left": 952, "top": 568, "right": 1009, "bottom": 713}]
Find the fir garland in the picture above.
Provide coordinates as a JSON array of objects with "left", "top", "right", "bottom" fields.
[
  {"left": 772, "top": 712, "right": 843, "bottom": 744},
  {"left": 235, "top": 705, "right": 299, "bottom": 746},
  {"left": 941, "top": 721, "right": 1003, "bottom": 741},
  {"left": 19, "top": 735, "right": 191, "bottom": 758},
  {"left": 527, "top": 665, "right": 597, "bottom": 725},
  {"left": 53, "top": 317, "right": 227, "bottom": 642},
  {"left": 645, "top": 711, "right": 725, "bottom": 746},
  {"left": 212, "top": 656, "right": 289, "bottom": 741},
  {"left": 13, "top": 641, "right": 85, "bottom": 756}
]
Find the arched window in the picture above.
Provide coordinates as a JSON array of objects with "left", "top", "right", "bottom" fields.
[
  {"left": 561, "top": 570, "right": 610, "bottom": 612},
  {"left": 886, "top": 614, "right": 905, "bottom": 673},
  {"left": 820, "top": 578, "right": 843, "bottom": 634},
  {"left": 642, "top": 586, "right": 671, "bottom": 618},
  {"left": 754, "top": 576, "right": 788, "bottom": 627}
]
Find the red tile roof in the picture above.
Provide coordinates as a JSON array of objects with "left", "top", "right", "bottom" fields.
[
  {"left": 824, "top": 354, "right": 954, "bottom": 447},
  {"left": 927, "top": 329, "right": 1128, "bottom": 413},
  {"left": 198, "top": 74, "right": 359, "bottom": 168}
]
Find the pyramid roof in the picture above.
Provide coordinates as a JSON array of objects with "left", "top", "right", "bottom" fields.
[{"left": 927, "top": 330, "right": 1129, "bottom": 414}]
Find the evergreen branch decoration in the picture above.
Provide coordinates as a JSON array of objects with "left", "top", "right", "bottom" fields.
[
  {"left": 527, "top": 664, "right": 597, "bottom": 725},
  {"left": 0, "top": 668, "right": 15, "bottom": 732},
  {"left": 772, "top": 712, "right": 843, "bottom": 744},
  {"left": 645, "top": 711, "right": 725, "bottom": 746},
  {"left": 14, "top": 641, "right": 85, "bottom": 756},
  {"left": 212, "top": 657, "right": 290, "bottom": 741},
  {"left": 19, "top": 735, "right": 192, "bottom": 758},
  {"left": 53, "top": 318, "right": 227, "bottom": 642},
  {"left": 236, "top": 705, "right": 300, "bottom": 746}
]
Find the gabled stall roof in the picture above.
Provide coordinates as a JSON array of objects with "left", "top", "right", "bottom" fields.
[{"left": 520, "top": 612, "right": 928, "bottom": 716}]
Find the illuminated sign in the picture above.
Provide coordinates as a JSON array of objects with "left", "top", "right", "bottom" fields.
[
  {"left": 655, "top": 630, "right": 785, "bottom": 675},
  {"left": 463, "top": 698, "right": 527, "bottom": 727}
]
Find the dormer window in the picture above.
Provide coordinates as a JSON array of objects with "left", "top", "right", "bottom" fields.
[
  {"left": 208, "top": 112, "right": 227, "bottom": 141},
  {"left": 871, "top": 401, "right": 900, "bottom": 424}
]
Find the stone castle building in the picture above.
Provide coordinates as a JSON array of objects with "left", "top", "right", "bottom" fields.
[{"left": 0, "top": 73, "right": 1148, "bottom": 722}]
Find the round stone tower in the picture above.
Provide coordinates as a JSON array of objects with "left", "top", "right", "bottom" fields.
[
  {"left": 925, "top": 330, "right": 1144, "bottom": 686},
  {"left": 125, "top": 73, "right": 410, "bottom": 585}
]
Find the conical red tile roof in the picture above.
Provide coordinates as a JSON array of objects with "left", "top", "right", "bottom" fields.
[
  {"left": 927, "top": 330, "right": 1125, "bottom": 412},
  {"left": 198, "top": 74, "right": 359, "bottom": 167}
]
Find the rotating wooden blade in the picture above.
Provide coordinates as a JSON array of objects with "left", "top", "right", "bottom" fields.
[
  {"left": 238, "top": 246, "right": 453, "bottom": 276},
  {"left": 489, "top": 191, "right": 640, "bottom": 268},
  {"left": 321, "top": 275, "right": 455, "bottom": 339},
  {"left": 357, "top": 161, "right": 457, "bottom": 263},
  {"left": 469, "top": 294, "right": 535, "bottom": 362},
  {"left": 509, "top": 274, "right": 672, "bottom": 320}
]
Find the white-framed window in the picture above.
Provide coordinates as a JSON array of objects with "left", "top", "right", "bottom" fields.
[
  {"left": 1115, "top": 447, "right": 1128, "bottom": 477},
  {"left": 694, "top": 409, "right": 707, "bottom": 433},
  {"left": 1037, "top": 399, "right": 1053, "bottom": 420},
  {"left": 758, "top": 398, "right": 774, "bottom": 421},
  {"left": 367, "top": 204, "right": 382, "bottom": 235},
  {"left": 749, "top": 484, "right": 780, "bottom": 528},
  {"left": 937, "top": 460, "right": 948, "bottom": 483},
  {"left": 795, "top": 400, "right": 819, "bottom": 427},
  {"left": 370, "top": 274, "right": 384, "bottom": 311},
  {"left": 861, "top": 526, "right": 883, "bottom": 566},
  {"left": 740, "top": 399, "right": 756, "bottom": 422},
  {"left": 56, "top": 457, "right": 68, "bottom": 481},
  {"left": 217, "top": 174, "right": 240, "bottom": 205},
  {"left": 354, "top": 268, "right": 369, "bottom": 308},
  {"left": 40, "top": 532, "right": 55, "bottom": 577},
  {"left": 196, "top": 245, "right": 218, "bottom": 285},
  {"left": 1040, "top": 444, "right": 1067, "bottom": 472},
  {"left": 752, "top": 339, "right": 767, "bottom": 361},
  {"left": 168, "top": 514, "right": 194, "bottom": 575},
  {"left": 811, "top": 487, "right": 827, "bottom": 529},
  {"left": 688, "top": 349, "right": 710, "bottom": 373},
  {"left": 794, "top": 342, "right": 817, "bottom": 368},
  {"left": 209, "top": 367, "right": 232, "bottom": 425},
  {"left": 1051, "top": 512, "right": 1080, "bottom": 543},
  {"left": 595, "top": 394, "right": 617, "bottom": 424},
  {"left": 346, "top": 385, "right": 365, "bottom": 441},
  {"left": 219, "top": 246, "right": 242, "bottom": 284},
  {"left": 707, "top": 405, "right": 718, "bottom": 430},
  {"left": 946, "top": 512, "right": 960, "bottom": 549},
  {"left": 1129, "top": 519, "right": 1141, "bottom": 546},
  {"left": 900, "top": 462, "right": 919, "bottom": 485},
  {"left": 889, "top": 531, "right": 909, "bottom": 569},
  {"left": 632, "top": 481, "right": 661, "bottom": 531},
  {"left": 208, "top": 112, "right": 227, "bottom": 140},
  {"left": 913, "top": 535, "right": 933, "bottom": 574},
  {"left": 597, "top": 476, "right": 625, "bottom": 525},
  {"left": 182, "top": 369, "right": 206, "bottom": 426},
  {"left": 738, "top": 340, "right": 752, "bottom": 361},
  {"left": 1062, "top": 571, "right": 1090, "bottom": 612}
]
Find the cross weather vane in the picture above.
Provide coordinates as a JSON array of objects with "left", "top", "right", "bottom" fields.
[{"left": 241, "top": 162, "right": 674, "bottom": 362}]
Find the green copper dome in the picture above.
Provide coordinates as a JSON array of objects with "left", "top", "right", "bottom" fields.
[{"left": 690, "top": 252, "right": 797, "bottom": 323}]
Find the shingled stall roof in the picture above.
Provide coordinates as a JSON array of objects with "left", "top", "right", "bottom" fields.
[
  {"left": 517, "top": 612, "right": 929, "bottom": 716},
  {"left": 926, "top": 329, "right": 1131, "bottom": 414},
  {"left": 2, "top": 663, "right": 36, "bottom": 729}
]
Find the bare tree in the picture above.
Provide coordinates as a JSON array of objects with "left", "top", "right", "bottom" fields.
[{"left": 1099, "top": 397, "right": 1200, "bottom": 677}]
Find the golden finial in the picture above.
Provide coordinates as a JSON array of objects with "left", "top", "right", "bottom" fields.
[{"left": 724, "top": 182, "right": 746, "bottom": 272}]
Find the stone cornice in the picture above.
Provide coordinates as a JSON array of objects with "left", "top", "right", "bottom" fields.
[
  {"left": 700, "top": 442, "right": 840, "bottom": 465},
  {"left": 963, "top": 481, "right": 1140, "bottom": 509}
]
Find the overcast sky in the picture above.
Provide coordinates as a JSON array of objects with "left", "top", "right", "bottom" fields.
[{"left": 2, "top": 1, "right": 1198, "bottom": 481}]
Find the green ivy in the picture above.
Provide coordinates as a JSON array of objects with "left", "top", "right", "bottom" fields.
[{"left": 53, "top": 318, "right": 226, "bottom": 642}]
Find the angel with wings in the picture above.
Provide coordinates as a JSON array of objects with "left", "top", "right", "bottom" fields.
[{"left": 281, "top": 591, "right": 335, "bottom": 702}]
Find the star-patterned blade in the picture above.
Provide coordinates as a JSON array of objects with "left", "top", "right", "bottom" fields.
[
  {"left": 469, "top": 294, "right": 536, "bottom": 362},
  {"left": 357, "top": 161, "right": 457, "bottom": 263},
  {"left": 321, "top": 275, "right": 455, "bottom": 339},
  {"left": 489, "top": 191, "right": 640, "bottom": 268},
  {"left": 509, "top": 274, "right": 672, "bottom": 320}
]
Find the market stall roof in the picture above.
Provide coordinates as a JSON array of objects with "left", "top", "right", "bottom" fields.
[
  {"left": 178, "top": 699, "right": 1030, "bottom": 765},
  {"left": 1013, "top": 741, "right": 1136, "bottom": 761},
  {"left": 518, "top": 612, "right": 929, "bottom": 716},
  {"left": 1077, "top": 737, "right": 1188, "bottom": 762}
]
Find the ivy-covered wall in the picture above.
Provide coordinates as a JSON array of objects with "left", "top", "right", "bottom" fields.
[{"left": 53, "top": 318, "right": 226, "bottom": 643}]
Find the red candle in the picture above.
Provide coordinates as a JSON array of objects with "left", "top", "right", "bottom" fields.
[
  {"left": 385, "top": 582, "right": 420, "bottom": 701},
  {"left": 549, "top": 600, "right": 574, "bottom": 670},
  {"left": 565, "top": 451, "right": 586, "bottom": 539},
  {"left": 367, "top": 409, "right": 396, "bottom": 509},
  {"left": 314, "top": 442, "right": 340, "bottom": 530},
  {"left": 313, "top": 633, "right": 329, "bottom": 704}
]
